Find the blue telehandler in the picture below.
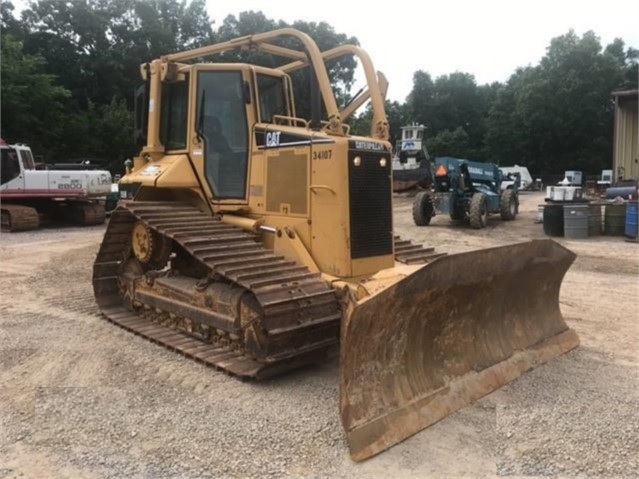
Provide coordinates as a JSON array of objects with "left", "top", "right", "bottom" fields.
[{"left": 412, "top": 156, "right": 519, "bottom": 229}]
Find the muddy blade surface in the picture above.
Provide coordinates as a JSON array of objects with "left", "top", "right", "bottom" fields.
[{"left": 340, "top": 239, "right": 579, "bottom": 461}]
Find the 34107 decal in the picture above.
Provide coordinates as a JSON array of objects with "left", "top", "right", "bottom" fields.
[{"left": 312, "top": 149, "right": 332, "bottom": 160}]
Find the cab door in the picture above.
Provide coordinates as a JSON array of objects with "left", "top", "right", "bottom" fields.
[
  {"left": 0, "top": 148, "right": 25, "bottom": 192},
  {"left": 193, "top": 68, "right": 252, "bottom": 203}
]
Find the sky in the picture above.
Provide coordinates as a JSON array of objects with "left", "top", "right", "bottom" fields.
[
  {"left": 10, "top": 0, "right": 639, "bottom": 103},
  {"left": 205, "top": 0, "right": 639, "bottom": 102}
]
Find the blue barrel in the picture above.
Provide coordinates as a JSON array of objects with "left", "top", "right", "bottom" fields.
[
  {"left": 626, "top": 201, "right": 638, "bottom": 237},
  {"left": 563, "top": 205, "right": 589, "bottom": 239}
]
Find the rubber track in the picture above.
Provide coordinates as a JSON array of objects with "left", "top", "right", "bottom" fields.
[
  {"left": 74, "top": 203, "right": 106, "bottom": 226},
  {"left": 93, "top": 202, "right": 341, "bottom": 378},
  {"left": 0, "top": 204, "right": 40, "bottom": 232}
]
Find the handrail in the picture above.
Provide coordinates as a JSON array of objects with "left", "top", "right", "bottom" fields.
[
  {"left": 153, "top": 28, "right": 342, "bottom": 134},
  {"left": 280, "top": 44, "right": 389, "bottom": 141}
]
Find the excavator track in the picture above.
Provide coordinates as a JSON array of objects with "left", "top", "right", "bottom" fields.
[
  {"left": 47, "top": 201, "right": 106, "bottom": 226},
  {"left": 0, "top": 204, "right": 40, "bottom": 232},
  {"left": 72, "top": 202, "right": 106, "bottom": 226},
  {"left": 93, "top": 201, "right": 343, "bottom": 379}
]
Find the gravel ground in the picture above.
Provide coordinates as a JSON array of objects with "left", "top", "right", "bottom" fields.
[{"left": 0, "top": 193, "right": 637, "bottom": 478}]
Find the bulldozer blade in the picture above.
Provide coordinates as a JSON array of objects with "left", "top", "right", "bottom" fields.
[{"left": 340, "top": 239, "right": 579, "bottom": 462}]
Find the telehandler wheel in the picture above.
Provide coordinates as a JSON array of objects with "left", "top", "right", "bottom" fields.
[
  {"left": 469, "top": 193, "right": 488, "bottom": 229},
  {"left": 447, "top": 191, "right": 464, "bottom": 220},
  {"left": 412, "top": 191, "right": 434, "bottom": 226},
  {"left": 500, "top": 189, "right": 518, "bottom": 220}
]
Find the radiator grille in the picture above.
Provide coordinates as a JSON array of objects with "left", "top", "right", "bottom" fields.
[{"left": 348, "top": 152, "right": 393, "bottom": 259}]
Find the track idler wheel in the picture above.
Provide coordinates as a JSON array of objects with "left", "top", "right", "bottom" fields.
[{"left": 131, "top": 221, "right": 172, "bottom": 267}]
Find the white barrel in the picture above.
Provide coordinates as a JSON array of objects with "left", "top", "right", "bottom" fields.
[
  {"left": 552, "top": 187, "right": 565, "bottom": 201},
  {"left": 546, "top": 186, "right": 554, "bottom": 199},
  {"left": 574, "top": 187, "right": 583, "bottom": 199}
]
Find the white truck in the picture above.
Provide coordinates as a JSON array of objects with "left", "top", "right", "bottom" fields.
[
  {"left": 391, "top": 123, "right": 432, "bottom": 192},
  {"left": 1, "top": 142, "right": 112, "bottom": 231},
  {"left": 597, "top": 169, "right": 613, "bottom": 188},
  {"left": 559, "top": 170, "right": 583, "bottom": 186},
  {"left": 499, "top": 165, "right": 533, "bottom": 190}
]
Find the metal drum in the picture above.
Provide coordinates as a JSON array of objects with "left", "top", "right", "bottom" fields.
[
  {"left": 563, "top": 205, "right": 589, "bottom": 239},
  {"left": 543, "top": 204, "right": 564, "bottom": 236},
  {"left": 604, "top": 203, "right": 627, "bottom": 236},
  {"left": 588, "top": 204, "right": 602, "bottom": 236},
  {"left": 605, "top": 186, "right": 638, "bottom": 200}
]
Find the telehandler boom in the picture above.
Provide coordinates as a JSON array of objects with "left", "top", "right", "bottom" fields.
[{"left": 92, "top": 28, "right": 578, "bottom": 461}]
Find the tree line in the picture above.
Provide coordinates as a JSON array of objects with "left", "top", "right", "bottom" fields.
[
  {"left": 354, "top": 32, "right": 637, "bottom": 176},
  {"left": 1, "top": 0, "right": 637, "bottom": 176}
]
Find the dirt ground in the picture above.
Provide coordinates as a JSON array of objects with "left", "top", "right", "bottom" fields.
[{"left": 1, "top": 191, "right": 637, "bottom": 478}]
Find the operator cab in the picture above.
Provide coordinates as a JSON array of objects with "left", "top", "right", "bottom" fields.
[
  {"left": 1, "top": 144, "right": 36, "bottom": 186},
  {"left": 195, "top": 67, "right": 294, "bottom": 199},
  {"left": 1, "top": 146, "right": 21, "bottom": 186},
  {"left": 137, "top": 64, "right": 295, "bottom": 202},
  {"left": 12, "top": 144, "right": 36, "bottom": 170},
  {"left": 194, "top": 69, "right": 250, "bottom": 199}
]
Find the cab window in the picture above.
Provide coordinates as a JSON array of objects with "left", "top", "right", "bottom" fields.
[
  {"left": 160, "top": 78, "right": 189, "bottom": 150},
  {"left": 1, "top": 148, "right": 21, "bottom": 185},
  {"left": 257, "top": 74, "right": 288, "bottom": 123},
  {"left": 19, "top": 149, "right": 35, "bottom": 170},
  {"left": 196, "top": 70, "right": 249, "bottom": 199}
]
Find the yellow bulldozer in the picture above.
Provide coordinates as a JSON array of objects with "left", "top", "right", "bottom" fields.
[{"left": 92, "top": 28, "right": 579, "bottom": 461}]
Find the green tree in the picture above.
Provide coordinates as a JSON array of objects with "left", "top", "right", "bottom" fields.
[
  {"left": 215, "top": 12, "right": 359, "bottom": 120},
  {"left": 7, "top": 2, "right": 361, "bottom": 161},
  {"left": 22, "top": 0, "right": 214, "bottom": 107},
  {"left": 349, "top": 100, "right": 409, "bottom": 143},
  {"left": 14, "top": 0, "right": 213, "bottom": 163},
  {"left": 0, "top": 1, "right": 25, "bottom": 39},
  {"left": 406, "top": 70, "right": 434, "bottom": 127},
  {"left": 605, "top": 38, "right": 638, "bottom": 89},
  {"left": 0, "top": 33, "right": 70, "bottom": 157},
  {"left": 406, "top": 71, "right": 494, "bottom": 159},
  {"left": 425, "top": 127, "right": 470, "bottom": 158},
  {"left": 486, "top": 30, "right": 633, "bottom": 175},
  {"left": 484, "top": 68, "right": 534, "bottom": 168},
  {"left": 385, "top": 101, "right": 410, "bottom": 146}
]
